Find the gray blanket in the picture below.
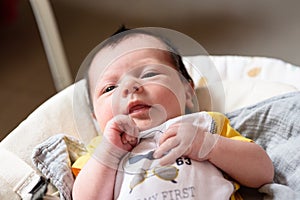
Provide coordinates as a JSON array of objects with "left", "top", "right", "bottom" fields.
[{"left": 226, "top": 91, "right": 300, "bottom": 200}]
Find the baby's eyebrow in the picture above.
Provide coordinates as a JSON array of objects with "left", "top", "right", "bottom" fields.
[{"left": 98, "top": 69, "right": 120, "bottom": 82}]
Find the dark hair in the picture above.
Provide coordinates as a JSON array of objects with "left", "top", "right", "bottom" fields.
[{"left": 86, "top": 26, "right": 194, "bottom": 111}]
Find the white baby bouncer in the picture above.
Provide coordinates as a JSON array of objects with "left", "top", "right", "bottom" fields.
[{"left": 1, "top": 0, "right": 300, "bottom": 199}]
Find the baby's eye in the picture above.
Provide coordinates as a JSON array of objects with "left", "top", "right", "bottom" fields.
[
  {"left": 141, "top": 72, "right": 159, "bottom": 79},
  {"left": 103, "top": 85, "right": 117, "bottom": 94}
]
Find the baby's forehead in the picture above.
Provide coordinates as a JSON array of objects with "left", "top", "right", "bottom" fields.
[
  {"left": 92, "top": 34, "right": 168, "bottom": 67},
  {"left": 88, "top": 34, "right": 171, "bottom": 84}
]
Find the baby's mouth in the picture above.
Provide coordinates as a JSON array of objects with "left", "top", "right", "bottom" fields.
[{"left": 128, "top": 104, "right": 151, "bottom": 114}]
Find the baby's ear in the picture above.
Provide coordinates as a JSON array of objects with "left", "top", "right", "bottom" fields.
[{"left": 184, "top": 80, "right": 196, "bottom": 111}]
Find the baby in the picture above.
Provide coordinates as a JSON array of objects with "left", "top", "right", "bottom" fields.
[{"left": 72, "top": 27, "right": 274, "bottom": 200}]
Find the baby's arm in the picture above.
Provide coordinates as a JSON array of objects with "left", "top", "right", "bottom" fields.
[
  {"left": 205, "top": 112, "right": 274, "bottom": 188},
  {"left": 72, "top": 115, "right": 139, "bottom": 200},
  {"left": 72, "top": 157, "right": 116, "bottom": 200},
  {"left": 154, "top": 112, "right": 274, "bottom": 188},
  {"left": 207, "top": 135, "right": 274, "bottom": 188}
]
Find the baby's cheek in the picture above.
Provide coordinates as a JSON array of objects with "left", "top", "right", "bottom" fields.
[
  {"left": 95, "top": 106, "right": 113, "bottom": 131},
  {"left": 164, "top": 92, "right": 185, "bottom": 117}
]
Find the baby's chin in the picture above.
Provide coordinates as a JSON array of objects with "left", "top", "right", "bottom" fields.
[
  {"left": 133, "top": 104, "right": 169, "bottom": 131},
  {"left": 132, "top": 117, "right": 165, "bottom": 131}
]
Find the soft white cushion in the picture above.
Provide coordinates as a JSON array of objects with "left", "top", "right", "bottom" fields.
[
  {"left": 196, "top": 79, "right": 298, "bottom": 113},
  {"left": 184, "top": 55, "right": 299, "bottom": 112},
  {"left": 185, "top": 56, "right": 300, "bottom": 90},
  {"left": 0, "top": 80, "right": 97, "bottom": 179}
]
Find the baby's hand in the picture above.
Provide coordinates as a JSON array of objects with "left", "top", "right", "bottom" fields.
[
  {"left": 93, "top": 115, "right": 139, "bottom": 169},
  {"left": 104, "top": 115, "right": 139, "bottom": 151},
  {"left": 153, "top": 113, "right": 219, "bottom": 166}
]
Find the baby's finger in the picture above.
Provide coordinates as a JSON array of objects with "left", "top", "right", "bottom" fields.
[
  {"left": 153, "top": 137, "right": 179, "bottom": 159},
  {"left": 124, "top": 134, "right": 138, "bottom": 146},
  {"left": 120, "top": 133, "right": 136, "bottom": 151},
  {"left": 114, "top": 115, "right": 139, "bottom": 137},
  {"left": 158, "top": 125, "right": 178, "bottom": 145},
  {"left": 158, "top": 147, "right": 183, "bottom": 166}
]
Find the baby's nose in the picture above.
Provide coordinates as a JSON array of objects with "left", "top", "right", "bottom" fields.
[{"left": 121, "top": 78, "right": 144, "bottom": 97}]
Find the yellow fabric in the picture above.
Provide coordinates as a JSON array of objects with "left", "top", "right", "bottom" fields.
[
  {"left": 72, "top": 135, "right": 102, "bottom": 176},
  {"left": 229, "top": 177, "right": 243, "bottom": 200},
  {"left": 208, "top": 112, "right": 253, "bottom": 142},
  {"left": 72, "top": 154, "right": 91, "bottom": 177}
]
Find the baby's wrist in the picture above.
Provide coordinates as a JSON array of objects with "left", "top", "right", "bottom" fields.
[
  {"left": 92, "top": 137, "right": 128, "bottom": 170},
  {"left": 197, "top": 133, "right": 220, "bottom": 161}
]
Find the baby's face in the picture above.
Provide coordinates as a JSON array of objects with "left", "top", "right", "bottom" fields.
[{"left": 89, "top": 35, "right": 194, "bottom": 131}]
